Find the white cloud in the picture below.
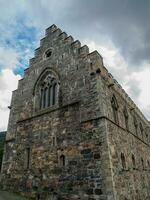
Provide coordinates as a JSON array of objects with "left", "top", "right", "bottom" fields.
[
  {"left": 125, "top": 65, "right": 150, "bottom": 119},
  {"left": 0, "top": 69, "right": 21, "bottom": 131},
  {"left": 0, "top": 47, "right": 20, "bottom": 69}
]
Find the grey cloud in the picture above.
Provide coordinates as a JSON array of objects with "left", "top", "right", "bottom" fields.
[
  {"left": 67, "top": 0, "right": 150, "bottom": 67},
  {"left": 127, "top": 79, "right": 142, "bottom": 100},
  {"left": 24, "top": 0, "right": 150, "bottom": 68},
  {"left": 142, "top": 105, "right": 150, "bottom": 120}
]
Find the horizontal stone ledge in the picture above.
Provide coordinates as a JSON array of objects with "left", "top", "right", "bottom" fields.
[{"left": 17, "top": 101, "right": 80, "bottom": 123}]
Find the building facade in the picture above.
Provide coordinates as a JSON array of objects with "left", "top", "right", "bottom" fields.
[{"left": 1, "top": 25, "right": 150, "bottom": 200}]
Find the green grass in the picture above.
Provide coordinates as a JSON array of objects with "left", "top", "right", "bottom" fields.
[{"left": 0, "top": 191, "right": 31, "bottom": 200}]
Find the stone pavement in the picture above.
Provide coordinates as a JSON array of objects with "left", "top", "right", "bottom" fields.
[{"left": 0, "top": 191, "right": 29, "bottom": 200}]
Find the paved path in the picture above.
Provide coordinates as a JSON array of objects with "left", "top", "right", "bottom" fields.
[{"left": 0, "top": 191, "right": 29, "bottom": 200}]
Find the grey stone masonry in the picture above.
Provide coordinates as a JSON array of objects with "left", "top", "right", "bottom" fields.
[{"left": 1, "top": 24, "right": 150, "bottom": 200}]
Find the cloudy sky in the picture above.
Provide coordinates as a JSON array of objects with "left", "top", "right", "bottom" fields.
[{"left": 0, "top": 0, "right": 150, "bottom": 131}]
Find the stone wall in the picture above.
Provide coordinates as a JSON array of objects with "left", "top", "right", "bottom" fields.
[
  {"left": 96, "top": 63, "right": 150, "bottom": 199},
  {"left": 106, "top": 120, "right": 150, "bottom": 200}
]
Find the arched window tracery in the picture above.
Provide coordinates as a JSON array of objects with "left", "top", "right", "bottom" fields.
[
  {"left": 34, "top": 69, "right": 60, "bottom": 110},
  {"left": 40, "top": 75, "right": 59, "bottom": 109}
]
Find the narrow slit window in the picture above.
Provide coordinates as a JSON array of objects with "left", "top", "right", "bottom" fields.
[
  {"left": 121, "top": 152, "right": 126, "bottom": 170},
  {"left": 141, "top": 158, "right": 144, "bottom": 170},
  {"left": 25, "top": 147, "right": 31, "bottom": 169},
  {"left": 132, "top": 154, "right": 136, "bottom": 169},
  {"left": 52, "top": 136, "right": 56, "bottom": 146},
  {"left": 60, "top": 155, "right": 65, "bottom": 167}
]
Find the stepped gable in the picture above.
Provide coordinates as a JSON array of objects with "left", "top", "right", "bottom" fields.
[{"left": 22, "top": 24, "right": 149, "bottom": 127}]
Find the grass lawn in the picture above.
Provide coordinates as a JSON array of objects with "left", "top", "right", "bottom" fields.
[{"left": 0, "top": 190, "right": 31, "bottom": 200}]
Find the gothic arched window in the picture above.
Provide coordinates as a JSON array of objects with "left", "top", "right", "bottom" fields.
[
  {"left": 40, "top": 76, "right": 59, "bottom": 109},
  {"left": 123, "top": 106, "right": 129, "bottom": 130},
  {"left": 34, "top": 69, "right": 60, "bottom": 110},
  {"left": 111, "top": 95, "right": 119, "bottom": 124}
]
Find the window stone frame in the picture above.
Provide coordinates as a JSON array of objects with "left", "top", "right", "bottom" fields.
[{"left": 33, "top": 68, "right": 60, "bottom": 112}]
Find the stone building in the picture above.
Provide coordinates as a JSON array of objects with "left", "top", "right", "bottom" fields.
[{"left": 1, "top": 25, "right": 150, "bottom": 200}]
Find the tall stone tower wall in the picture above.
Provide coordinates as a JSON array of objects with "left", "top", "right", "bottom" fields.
[
  {"left": 95, "top": 56, "right": 150, "bottom": 199},
  {"left": 1, "top": 25, "right": 114, "bottom": 199}
]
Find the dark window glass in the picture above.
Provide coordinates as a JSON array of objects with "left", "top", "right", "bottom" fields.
[{"left": 45, "top": 49, "right": 52, "bottom": 58}]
